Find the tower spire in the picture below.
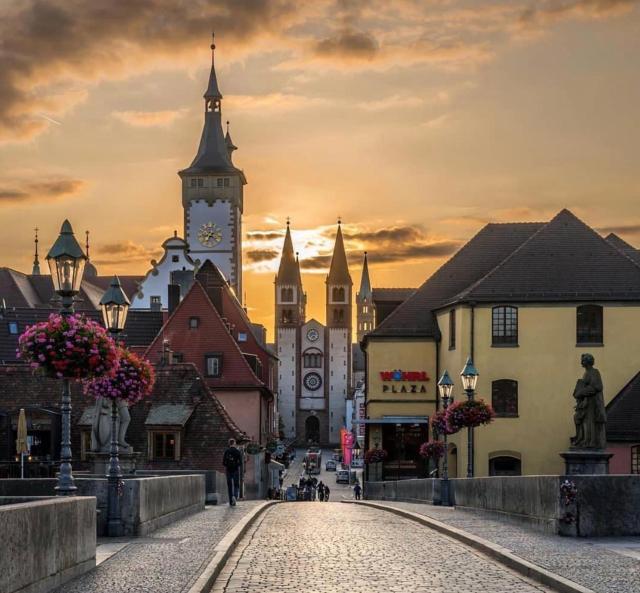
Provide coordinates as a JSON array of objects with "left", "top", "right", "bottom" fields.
[
  {"left": 32, "top": 227, "right": 40, "bottom": 275},
  {"left": 276, "top": 220, "right": 299, "bottom": 285},
  {"left": 327, "top": 221, "right": 352, "bottom": 286},
  {"left": 358, "top": 251, "right": 372, "bottom": 299},
  {"left": 204, "top": 32, "right": 223, "bottom": 106}
]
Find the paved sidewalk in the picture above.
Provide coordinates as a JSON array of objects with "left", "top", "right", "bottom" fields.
[
  {"left": 368, "top": 500, "right": 640, "bottom": 593},
  {"left": 214, "top": 502, "right": 555, "bottom": 593},
  {"left": 53, "top": 502, "right": 261, "bottom": 593}
]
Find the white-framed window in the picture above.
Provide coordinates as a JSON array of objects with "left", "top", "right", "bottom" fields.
[
  {"left": 205, "top": 354, "right": 223, "bottom": 377},
  {"left": 217, "top": 178, "right": 223, "bottom": 187},
  {"left": 189, "top": 317, "right": 200, "bottom": 329},
  {"left": 8, "top": 322, "right": 18, "bottom": 335},
  {"left": 237, "top": 332, "right": 248, "bottom": 342}
]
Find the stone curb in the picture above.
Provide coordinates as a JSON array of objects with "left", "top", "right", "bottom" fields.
[
  {"left": 343, "top": 500, "right": 597, "bottom": 593},
  {"left": 187, "top": 501, "right": 279, "bottom": 593}
]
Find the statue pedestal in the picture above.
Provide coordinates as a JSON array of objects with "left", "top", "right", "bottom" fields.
[
  {"left": 560, "top": 449, "right": 612, "bottom": 475},
  {"left": 88, "top": 451, "right": 142, "bottom": 476}
]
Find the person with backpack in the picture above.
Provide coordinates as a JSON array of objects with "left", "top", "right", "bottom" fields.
[{"left": 222, "top": 438, "right": 243, "bottom": 506}]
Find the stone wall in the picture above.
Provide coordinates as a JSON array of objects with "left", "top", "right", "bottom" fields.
[
  {"left": 365, "top": 475, "right": 640, "bottom": 537},
  {"left": 0, "top": 497, "right": 96, "bottom": 593},
  {"left": 0, "top": 474, "right": 205, "bottom": 536}
]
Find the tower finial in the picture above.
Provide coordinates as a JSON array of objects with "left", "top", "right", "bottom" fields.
[
  {"left": 337, "top": 216, "right": 342, "bottom": 226},
  {"left": 286, "top": 216, "right": 291, "bottom": 227},
  {"left": 32, "top": 227, "right": 41, "bottom": 275},
  {"left": 211, "top": 31, "right": 216, "bottom": 52},
  {"left": 85, "top": 230, "right": 90, "bottom": 260}
]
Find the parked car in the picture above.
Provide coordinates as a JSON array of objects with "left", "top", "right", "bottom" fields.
[
  {"left": 351, "top": 458, "right": 364, "bottom": 469},
  {"left": 336, "top": 469, "right": 350, "bottom": 484},
  {"left": 325, "top": 459, "right": 337, "bottom": 471}
]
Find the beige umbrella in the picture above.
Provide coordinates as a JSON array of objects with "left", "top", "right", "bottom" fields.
[{"left": 16, "top": 408, "right": 29, "bottom": 479}]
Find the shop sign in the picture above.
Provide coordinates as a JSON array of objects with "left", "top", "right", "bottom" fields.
[
  {"left": 380, "top": 369, "right": 429, "bottom": 394},
  {"left": 379, "top": 370, "right": 430, "bottom": 382}
]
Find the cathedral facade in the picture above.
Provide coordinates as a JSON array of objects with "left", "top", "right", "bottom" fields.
[
  {"left": 275, "top": 223, "right": 353, "bottom": 446},
  {"left": 133, "top": 36, "right": 245, "bottom": 309}
]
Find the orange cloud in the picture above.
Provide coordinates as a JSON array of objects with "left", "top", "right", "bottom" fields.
[
  {"left": 0, "top": 176, "right": 86, "bottom": 204},
  {"left": 112, "top": 109, "right": 188, "bottom": 127}
]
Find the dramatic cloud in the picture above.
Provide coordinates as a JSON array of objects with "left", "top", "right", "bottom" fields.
[
  {"left": 314, "top": 28, "right": 380, "bottom": 61},
  {"left": 246, "top": 230, "right": 285, "bottom": 241},
  {"left": 112, "top": 109, "right": 188, "bottom": 127},
  {"left": 245, "top": 248, "right": 280, "bottom": 263},
  {"left": 93, "top": 240, "right": 160, "bottom": 265},
  {"left": 0, "top": 177, "right": 86, "bottom": 203},
  {"left": 596, "top": 223, "right": 640, "bottom": 237},
  {"left": 341, "top": 225, "right": 424, "bottom": 243},
  {"left": 227, "top": 94, "right": 332, "bottom": 113},
  {"left": 0, "top": 0, "right": 303, "bottom": 140}
]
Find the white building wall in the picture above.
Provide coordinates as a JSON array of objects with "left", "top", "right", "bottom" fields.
[
  {"left": 186, "top": 199, "right": 236, "bottom": 284},
  {"left": 131, "top": 241, "right": 194, "bottom": 309},
  {"left": 328, "top": 327, "right": 349, "bottom": 442},
  {"left": 277, "top": 327, "right": 297, "bottom": 439}
]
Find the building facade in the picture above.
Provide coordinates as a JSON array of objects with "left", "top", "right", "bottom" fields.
[
  {"left": 275, "top": 223, "right": 352, "bottom": 445},
  {"left": 364, "top": 210, "right": 640, "bottom": 478}
]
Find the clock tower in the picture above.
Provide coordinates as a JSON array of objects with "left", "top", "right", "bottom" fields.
[{"left": 178, "top": 35, "right": 247, "bottom": 296}]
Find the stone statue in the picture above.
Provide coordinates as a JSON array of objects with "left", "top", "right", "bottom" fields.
[
  {"left": 90, "top": 397, "right": 132, "bottom": 453},
  {"left": 570, "top": 353, "right": 607, "bottom": 449}
]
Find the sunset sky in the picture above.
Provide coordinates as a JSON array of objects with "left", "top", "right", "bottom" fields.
[{"left": 1, "top": 0, "right": 640, "bottom": 334}]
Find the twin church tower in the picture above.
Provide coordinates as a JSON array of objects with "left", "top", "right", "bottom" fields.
[{"left": 133, "top": 38, "right": 369, "bottom": 445}]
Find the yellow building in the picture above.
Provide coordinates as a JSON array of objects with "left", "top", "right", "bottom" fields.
[{"left": 363, "top": 209, "right": 640, "bottom": 478}]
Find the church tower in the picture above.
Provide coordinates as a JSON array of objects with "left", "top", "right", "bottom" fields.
[
  {"left": 326, "top": 222, "right": 353, "bottom": 442},
  {"left": 179, "top": 35, "right": 247, "bottom": 297},
  {"left": 356, "top": 251, "right": 374, "bottom": 342},
  {"left": 275, "top": 222, "right": 306, "bottom": 440}
]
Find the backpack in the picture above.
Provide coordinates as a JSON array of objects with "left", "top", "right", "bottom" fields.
[{"left": 223, "top": 447, "right": 241, "bottom": 471}]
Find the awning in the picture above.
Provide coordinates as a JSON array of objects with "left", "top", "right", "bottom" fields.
[
  {"left": 145, "top": 404, "right": 194, "bottom": 427},
  {"left": 353, "top": 416, "right": 429, "bottom": 425}
]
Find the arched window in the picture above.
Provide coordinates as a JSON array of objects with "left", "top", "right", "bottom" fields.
[
  {"left": 281, "top": 309, "right": 293, "bottom": 324},
  {"left": 489, "top": 455, "right": 521, "bottom": 476},
  {"left": 491, "top": 379, "right": 518, "bottom": 417},
  {"left": 333, "top": 309, "right": 344, "bottom": 324},
  {"left": 492, "top": 306, "right": 518, "bottom": 345},
  {"left": 332, "top": 287, "right": 345, "bottom": 303},
  {"left": 577, "top": 304, "right": 603, "bottom": 344},
  {"left": 280, "top": 287, "right": 294, "bottom": 303},
  {"left": 632, "top": 445, "right": 640, "bottom": 474},
  {"left": 303, "top": 349, "right": 323, "bottom": 368}
]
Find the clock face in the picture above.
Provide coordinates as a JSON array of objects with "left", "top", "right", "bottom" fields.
[
  {"left": 307, "top": 328, "right": 319, "bottom": 342},
  {"left": 304, "top": 372, "right": 322, "bottom": 391},
  {"left": 197, "top": 222, "right": 222, "bottom": 247}
]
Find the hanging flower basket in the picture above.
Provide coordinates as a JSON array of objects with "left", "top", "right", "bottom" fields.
[
  {"left": 17, "top": 313, "right": 119, "bottom": 380},
  {"left": 245, "top": 442, "right": 261, "bottom": 455},
  {"left": 364, "top": 448, "right": 388, "bottom": 464},
  {"left": 419, "top": 440, "right": 446, "bottom": 460},
  {"left": 84, "top": 347, "right": 155, "bottom": 404},
  {"left": 446, "top": 399, "right": 495, "bottom": 431},
  {"left": 431, "top": 410, "right": 459, "bottom": 436}
]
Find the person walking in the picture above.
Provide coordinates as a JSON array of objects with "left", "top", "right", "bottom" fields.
[
  {"left": 354, "top": 481, "right": 362, "bottom": 501},
  {"left": 318, "top": 481, "right": 325, "bottom": 502},
  {"left": 324, "top": 484, "right": 330, "bottom": 501},
  {"left": 222, "top": 438, "right": 243, "bottom": 506}
]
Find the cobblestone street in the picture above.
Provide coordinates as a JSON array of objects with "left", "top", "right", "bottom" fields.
[{"left": 213, "top": 503, "right": 555, "bottom": 593}]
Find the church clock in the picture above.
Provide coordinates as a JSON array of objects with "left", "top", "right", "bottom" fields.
[{"left": 197, "top": 222, "right": 223, "bottom": 247}]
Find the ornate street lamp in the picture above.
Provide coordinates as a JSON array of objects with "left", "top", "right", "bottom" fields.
[
  {"left": 46, "top": 220, "right": 87, "bottom": 496},
  {"left": 460, "top": 356, "right": 479, "bottom": 478},
  {"left": 437, "top": 370, "right": 454, "bottom": 506},
  {"left": 99, "top": 276, "right": 130, "bottom": 537}
]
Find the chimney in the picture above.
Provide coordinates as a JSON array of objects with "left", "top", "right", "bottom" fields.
[{"left": 168, "top": 284, "right": 180, "bottom": 316}]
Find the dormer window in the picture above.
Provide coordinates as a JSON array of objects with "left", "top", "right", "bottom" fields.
[{"left": 189, "top": 317, "right": 200, "bottom": 329}]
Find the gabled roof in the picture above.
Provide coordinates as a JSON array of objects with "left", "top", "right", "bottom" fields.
[
  {"left": 369, "top": 222, "right": 543, "bottom": 338},
  {"left": 451, "top": 210, "right": 640, "bottom": 303},
  {"left": 606, "top": 371, "right": 640, "bottom": 442},
  {"left": 145, "top": 279, "right": 264, "bottom": 388},
  {"left": 327, "top": 224, "right": 352, "bottom": 286},
  {"left": 276, "top": 225, "right": 300, "bottom": 286},
  {"left": 605, "top": 233, "right": 640, "bottom": 265}
]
